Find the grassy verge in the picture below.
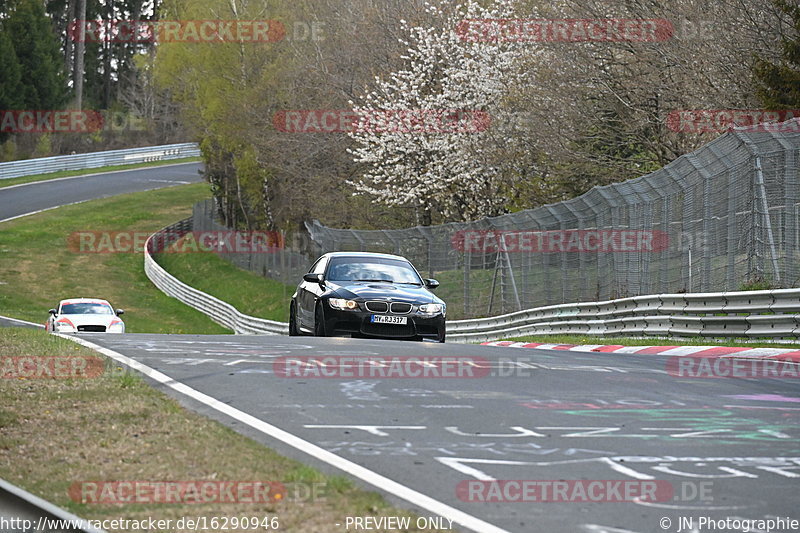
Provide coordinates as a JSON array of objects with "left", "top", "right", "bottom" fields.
[
  {"left": 0, "top": 157, "right": 201, "bottom": 189},
  {"left": 0, "top": 182, "right": 227, "bottom": 333},
  {"left": 155, "top": 252, "right": 292, "bottom": 322},
  {"left": 0, "top": 327, "right": 449, "bottom": 533},
  {"left": 502, "top": 334, "right": 800, "bottom": 350}
]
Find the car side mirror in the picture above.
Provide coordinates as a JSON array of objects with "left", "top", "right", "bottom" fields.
[
  {"left": 303, "top": 273, "right": 324, "bottom": 284},
  {"left": 424, "top": 278, "right": 440, "bottom": 290},
  {"left": 115, "top": 309, "right": 124, "bottom": 316},
  {"left": 48, "top": 309, "right": 57, "bottom": 315}
]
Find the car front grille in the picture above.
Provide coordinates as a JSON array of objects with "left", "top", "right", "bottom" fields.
[
  {"left": 77, "top": 325, "right": 106, "bottom": 332},
  {"left": 365, "top": 301, "right": 389, "bottom": 313},
  {"left": 389, "top": 302, "right": 412, "bottom": 314}
]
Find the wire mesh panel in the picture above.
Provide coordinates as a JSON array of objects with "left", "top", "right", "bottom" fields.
[{"left": 192, "top": 199, "right": 317, "bottom": 290}]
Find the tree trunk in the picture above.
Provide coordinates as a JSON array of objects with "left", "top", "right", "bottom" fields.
[
  {"left": 102, "top": 0, "right": 113, "bottom": 108},
  {"left": 74, "top": 0, "right": 87, "bottom": 109},
  {"left": 64, "top": 0, "right": 74, "bottom": 84}
]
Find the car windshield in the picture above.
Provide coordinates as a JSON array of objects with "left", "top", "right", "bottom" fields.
[
  {"left": 326, "top": 257, "right": 422, "bottom": 284},
  {"left": 60, "top": 303, "right": 114, "bottom": 315}
]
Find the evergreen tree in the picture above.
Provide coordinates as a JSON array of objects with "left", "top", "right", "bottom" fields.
[
  {"left": 0, "top": 29, "right": 23, "bottom": 143},
  {"left": 5, "top": 0, "right": 68, "bottom": 109},
  {"left": 754, "top": 0, "right": 800, "bottom": 109},
  {"left": 0, "top": 30, "right": 23, "bottom": 110}
]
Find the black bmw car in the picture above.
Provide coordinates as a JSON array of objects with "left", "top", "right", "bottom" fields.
[{"left": 289, "top": 252, "right": 446, "bottom": 342}]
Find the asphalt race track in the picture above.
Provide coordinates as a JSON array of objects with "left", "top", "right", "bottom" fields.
[
  {"left": 0, "top": 161, "right": 203, "bottom": 222},
  {"left": 77, "top": 333, "right": 800, "bottom": 533},
  {"left": 2, "top": 165, "right": 799, "bottom": 533}
]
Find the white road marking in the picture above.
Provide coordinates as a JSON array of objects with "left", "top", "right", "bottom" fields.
[
  {"left": 436, "top": 456, "right": 656, "bottom": 481},
  {"left": 630, "top": 498, "right": 748, "bottom": 510},
  {"left": 0, "top": 313, "right": 44, "bottom": 327},
  {"left": 0, "top": 203, "right": 78, "bottom": 223},
  {"left": 0, "top": 162, "right": 201, "bottom": 224},
  {"left": 444, "top": 426, "right": 545, "bottom": 438},
  {"left": 568, "top": 344, "right": 606, "bottom": 351},
  {"left": 610, "top": 346, "right": 651, "bottom": 354},
  {"left": 0, "top": 161, "right": 199, "bottom": 191},
  {"left": 658, "top": 346, "right": 717, "bottom": 356},
  {"left": 304, "top": 425, "right": 426, "bottom": 437},
  {"left": 55, "top": 334, "right": 511, "bottom": 533}
]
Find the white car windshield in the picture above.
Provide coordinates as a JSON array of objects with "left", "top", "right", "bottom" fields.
[{"left": 60, "top": 303, "right": 114, "bottom": 315}]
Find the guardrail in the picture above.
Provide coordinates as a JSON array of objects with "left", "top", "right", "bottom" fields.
[
  {"left": 144, "top": 219, "right": 288, "bottom": 335},
  {"left": 0, "top": 143, "right": 200, "bottom": 180},
  {"left": 445, "top": 290, "right": 800, "bottom": 343},
  {"left": 0, "top": 477, "right": 106, "bottom": 533},
  {"left": 144, "top": 221, "right": 800, "bottom": 343}
]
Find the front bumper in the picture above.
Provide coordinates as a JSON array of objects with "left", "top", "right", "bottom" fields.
[
  {"left": 323, "top": 306, "right": 445, "bottom": 340},
  {"left": 53, "top": 324, "right": 124, "bottom": 334}
]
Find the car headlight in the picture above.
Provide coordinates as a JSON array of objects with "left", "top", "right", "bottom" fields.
[
  {"left": 329, "top": 298, "right": 359, "bottom": 311},
  {"left": 55, "top": 318, "right": 76, "bottom": 331},
  {"left": 418, "top": 303, "right": 444, "bottom": 315},
  {"left": 108, "top": 320, "right": 125, "bottom": 333}
]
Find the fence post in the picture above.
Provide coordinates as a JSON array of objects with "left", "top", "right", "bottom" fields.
[
  {"left": 784, "top": 147, "right": 799, "bottom": 285},
  {"left": 726, "top": 169, "right": 737, "bottom": 289},
  {"left": 686, "top": 154, "right": 714, "bottom": 291}
]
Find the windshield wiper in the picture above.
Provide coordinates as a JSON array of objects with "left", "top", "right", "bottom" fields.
[{"left": 353, "top": 279, "right": 395, "bottom": 283}]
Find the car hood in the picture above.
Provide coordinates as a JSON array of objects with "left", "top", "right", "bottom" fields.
[
  {"left": 58, "top": 314, "right": 120, "bottom": 326},
  {"left": 327, "top": 281, "right": 443, "bottom": 304}
]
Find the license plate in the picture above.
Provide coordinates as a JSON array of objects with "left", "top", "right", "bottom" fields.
[{"left": 371, "top": 315, "right": 407, "bottom": 325}]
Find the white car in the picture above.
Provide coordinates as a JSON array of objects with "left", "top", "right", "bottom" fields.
[{"left": 46, "top": 298, "right": 125, "bottom": 334}]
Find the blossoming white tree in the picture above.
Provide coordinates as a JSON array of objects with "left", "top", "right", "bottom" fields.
[{"left": 347, "top": 0, "right": 524, "bottom": 224}]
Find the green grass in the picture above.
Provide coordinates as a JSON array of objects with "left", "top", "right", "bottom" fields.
[
  {"left": 0, "top": 156, "right": 201, "bottom": 189},
  {"left": 0, "top": 182, "right": 229, "bottom": 333},
  {"left": 434, "top": 268, "right": 494, "bottom": 320},
  {"left": 503, "top": 334, "right": 800, "bottom": 350},
  {"left": 155, "top": 251, "right": 292, "bottom": 322}
]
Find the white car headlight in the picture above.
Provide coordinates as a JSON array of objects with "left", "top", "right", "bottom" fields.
[
  {"left": 329, "top": 298, "right": 359, "bottom": 310},
  {"left": 55, "top": 318, "right": 76, "bottom": 332},
  {"left": 418, "top": 303, "right": 444, "bottom": 315},
  {"left": 108, "top": 320, "right": 125, "bottom": 333}
]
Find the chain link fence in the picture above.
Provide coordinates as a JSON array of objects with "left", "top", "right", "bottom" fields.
[
  {"left": 194, "top": 122, "right": 800, "bottom": 320},
  {"left": 192, "top": 200, "right": 312, "bottom": 288}
]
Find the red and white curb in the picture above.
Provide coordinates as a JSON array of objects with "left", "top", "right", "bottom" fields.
[{"left": 481, "top": 341, "right": 800, "bottom": 363}]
